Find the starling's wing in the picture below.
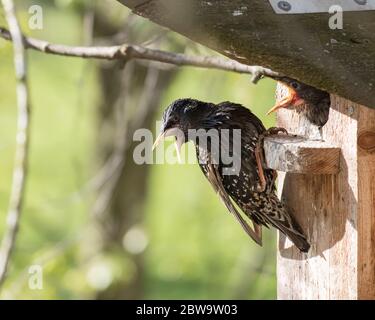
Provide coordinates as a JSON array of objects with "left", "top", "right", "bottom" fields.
[
  {"left": 217, "top": 101, "right": 275, "bottom": 192},
  {"left": 217, "top": 101, "right": 266, "bottom": 133},
  {"left": 204, "top": 162, "right": 262, "bottom": 246}
]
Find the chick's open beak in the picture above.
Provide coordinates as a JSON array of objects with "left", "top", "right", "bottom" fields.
[
  {"left": 266, "top": 83, "right": 304, "bottom": 115},
  {"left": 152, "top": 127, "right": 185, "bottom": 163}
]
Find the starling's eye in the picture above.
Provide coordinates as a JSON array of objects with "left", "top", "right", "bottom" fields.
[
  {"left": 290, "top": 81, "right": 300, "bottom": 90},
  {"left": 169, "top": 115, "right": 179, "bottom": 123}
]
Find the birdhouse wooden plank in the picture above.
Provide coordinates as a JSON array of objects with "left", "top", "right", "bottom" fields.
[
  {"left": 274, "top": 86, "right": 375, "bottom": 299},
  {"left": 263, "top": 135, "right": 340, "bottom": 174}
]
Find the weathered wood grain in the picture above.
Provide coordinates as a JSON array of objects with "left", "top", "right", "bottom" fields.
[
  {"left": 276, "top": 84, "right": 375, "bottom": 300},
  {"left": 264, "top": 135, "right": 340, "bottom": 174},
  {"left": 357, "top": 104, "right": 375, "bottom": 299},
  {"left": 117, "top": 0, "right": 375, "bottom": 108}
]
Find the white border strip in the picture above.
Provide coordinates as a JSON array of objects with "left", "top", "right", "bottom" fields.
[{"left": 269, "top": 0, "right": 375, "bottom": 14}]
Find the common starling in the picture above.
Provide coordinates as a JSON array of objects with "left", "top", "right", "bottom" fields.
[
  {"left": 267, "top": 76, "right": 331, "bottom": 128},
  {"left": 153, "top": 98, "right": 310, "bottom": 252}
]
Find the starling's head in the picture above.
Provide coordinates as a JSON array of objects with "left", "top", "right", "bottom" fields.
[
  {"left": 152, "top": 98, "right": 213, "bottom": 161},
  {"left": 267, "top": 76, "right": 330, "bottom": 120}
]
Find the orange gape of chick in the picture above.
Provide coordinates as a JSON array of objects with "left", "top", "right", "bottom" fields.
[
  {"left": 265, "top": 76, "right": 331, "bottom": 128},
  {"left": 267, "top": 83, "right": 305, "bottom": 115}
]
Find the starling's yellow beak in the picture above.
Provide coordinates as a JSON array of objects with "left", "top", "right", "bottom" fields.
[
  {"left": 152, "top": 131, "right": 167, "bottom": 151},
  {"left": 152, "top": 127, "right": 184, "bottom": 163},
  {"left": 266, "top": 84, "right": 304, "bottom": 115}
]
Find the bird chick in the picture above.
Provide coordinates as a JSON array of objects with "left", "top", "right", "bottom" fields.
[
  {"left": 153, "top": 98, "right": 310, "bottom": 252},
  {"left": 267, "top": 76, "right": 331, "bottom": 129}
]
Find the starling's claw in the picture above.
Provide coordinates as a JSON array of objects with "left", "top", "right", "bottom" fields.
[{"left": 264, "top": 126, "right": 289, "bottom": 136}]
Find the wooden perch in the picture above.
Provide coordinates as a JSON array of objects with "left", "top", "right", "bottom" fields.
[
  {"left": 117, "top": 0, "right": 375, "bottom": 108},
  {"left": 263, "top": 135, "right": 340, "bottom": 174}
]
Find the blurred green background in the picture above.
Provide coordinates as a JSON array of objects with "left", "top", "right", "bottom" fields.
[{"left": 0, "top": 0, "right": 277, "bottom": 299}]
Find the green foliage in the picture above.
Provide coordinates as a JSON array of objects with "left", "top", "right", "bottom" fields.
[{"left": 0, "top": 5, "right": 99, "bottom": 299}]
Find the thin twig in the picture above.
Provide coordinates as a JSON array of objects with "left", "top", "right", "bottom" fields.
[
  {"left": 0, "top": 1, "right": 30, "bottom": 288},
  {"left": 0, "top": 26, "right": 280, "bottom": 83}
]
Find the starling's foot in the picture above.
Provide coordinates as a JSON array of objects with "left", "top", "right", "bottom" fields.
[
  {"left": 255, "top": 127, "right": 288, "bottom": 192},
  {"left": 264, "top": 126, "right": 288, "bottom": 136}
]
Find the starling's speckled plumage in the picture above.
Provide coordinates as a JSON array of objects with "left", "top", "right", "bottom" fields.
[
  {"left": 154, "top": 98, "right": 310, "bottom": 252},
  {"left": 268, "top": 76, "right": 331, "bottom": 128}
]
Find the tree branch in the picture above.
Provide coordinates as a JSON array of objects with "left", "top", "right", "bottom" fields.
[
  {"left": 0, "top": 1, "right": 31, "bottom": 288},
  {"left": 0, "top": 27, "right": 280, "bottom": 83}
]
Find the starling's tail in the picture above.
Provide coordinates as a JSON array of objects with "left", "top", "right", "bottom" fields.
[
  {"left": 276, "top": 221, "right": 310, "bottom": 253},
  {"left": 263, "top": 195, "right": 310, "bottom": 253}
]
